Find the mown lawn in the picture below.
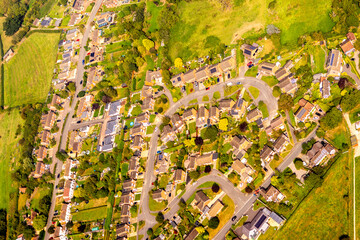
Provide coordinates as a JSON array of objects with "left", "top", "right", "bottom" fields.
[
  {"left": 258, "top": 101, "right": 269, "bottom": 118},
  {"left": 72, "top": 206, "right": 108, "bottom": 222},
  {"left": 168, "top": 0, "right": 333, "bottom": 60},
  {"left": 273, "top": 152, "right": 352, "bottom": 240},
  {"left": 261, "top": 76, "right": 278, "bottom": 87},
  {"left": 249, "top": 86, "right": 260, "bottom": 99},
  {"left": 308, "top": 45, "right": 326, "bottom": 73},
  {"left": 0, "top": 110, "right": 24, "bottom": 209},
  {"left": 4, "top": 32, "right": 60, "bottom": 107},
  {"left": 149, "top": 193, "right": 167, "bottom": 211}
]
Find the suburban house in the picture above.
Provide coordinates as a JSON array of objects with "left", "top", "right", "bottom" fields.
[
  {"left": 171, "top": 113, "right": 185, "bottom": 133},
  {"left": 59, "top": 203, "right": 71, "bottom": 225},
  {"left": 192, "top": 191, "right": 211, "bottom": 212},
  {"left": 184, "top": 155, "right": 197, "bottom": 171},
  {"left": 230, "top": 136, "right": 251, "bottom": 159},
  {"left": 273, "top": 134, "right": 289, "bottom": 153},
  {"left": 128, "top": 156, "right": 139, "bottom": 179},
  {"left": 306, "top": 142, "right": 335, "bottom": 168},
  {"left": 119, "top": 192, "right": 135, "bottom": 206},
  {"left": 96, "top": 12, "right": 115, "bottom": 28},
  {"left": 230, "top": 98, "right": 247, "bottom": 119},
  {"left": 63, "top": 179, "right": 75, "bottom": 202},
  {"left": 340, "top": 38, "right": 355, "bottom": 56},
  {"left": 122, "top": 179, "right": 136, "bottom": 193},
  {"left": 130, "top": 124, "right": 146, "bottom": 137},
  {"left": 326, "top": 49, "right": 343, "bottom": 77},
  {"left": 155, "top": 153, "right": 169, "bottom": 175},
  {"left": 196, "top": 106, "right": 209, "bottom": 128},
  {"left": 35, "top": 146, "right": 47, "bottom": 161},
  {"left": 265, "top": 117, "right": 285, "bottom": 135},
  {"left": 184, "top": 228, "right": 199, "bottom": 240},
  {"left": 207, "top": 200, "right": 224, "bottom": 219},
  {"left": 49, "top": 94, "right": 61, "bottom": 111},
  {"left": 208, "top": 63, "right": 221, "bottom": 78},
  {"left": 135, "top": 112, "right": 150, "bottom": 125},
  {"left": 182, "top": 108, "right": 197, "bottom": 122},
  {"left": 275, "top": 61, "right": 294, "bottom": 81},
  {"left": 246, "top": 108, "right": 262, "bottom": 122},
  {"left": 278, "top": 77, "right": 297, "bottom": 95},
  {"left": 320, "top": 78, "right": 331, "bottom": 99},
  {"left": 195, "top": 66, "right": 209, "bottom": 82},
  {"left": 152, "top": 189, "right": 167, "bottom": 202},
  {"left": 208, "top": 106, "right": 220, "bottom": 124},
  {"left": 195, "top": 152, "right": 218, "bottom": 167},
  {"left": 258, "top": 62, "right": 276, "bottom": 76},
  {"left": 145, "top": 70, "right": 162, "bottom": 86},
  {"left": 294, "top": 99, "right": 316, "bottom": 122},
  {"left": 161, "top": 125, "right": 176, "bottom": 143},
  {"left": 142, "top": 85, "right": 153, "bottom": 99},
  {"left": 120, "top": 204, "right": 131, "bottom": 219},
  {"left": 235, "top": 208, "right": 285, "bottom": 240},
  {"left": 232, "top": 160, "right": 254, "bottom": 186},
  {"left": 260, "top": 185, "right": 285, "bottom": 203},
  {"left": 241, "top": 43, "right": 259, "bottom": 60},
  {"left": 34, "top": 161, "right": 45, "bottom": 178},
  {"left": 219, "top": 56, "right": 236, "bottom": 79},
  {"left": 72, "top": 0, "right": 84, "bottom": 11},
  {"left": 130, "top": 135, "right": 143, "bottom": 152},
  {"left": 41, "top": 111, "right": 56, "bottom": 131},
  {"left": 260, "top": 145, "right": 275, "bottom": 163},
  {"left": 3, "top": 48, "right": 15, "bottom": 62},
  {"left": 141, "top": 97, "right": 155, "bottom": 111},
  {"left": 171, "top": 74, "right": 184, "bottom": 87},
  {"left": 64, "top": 159, "right": 77, "bottom": 180},
  {"left": 68, "top": 13, "right": 81, "bottom": 26},
  {"left": 174, "top": 169, "right": 186, "bottom": 184},
  {"left": 40, "top": 130, "right": 51, "bottom": 146},
  {"left": 219, "top": 99, "right": 235, "bottom": 112},
  {"left": 116, "top": 224, "right": 130, "bottom": 238},
  {"left": 182, "top": 69, "right": 196, "bottom": 84}
]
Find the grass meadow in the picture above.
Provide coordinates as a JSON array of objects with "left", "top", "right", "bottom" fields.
[
  {"left": 272, "top": 152, "right": 352, "bottom": 240},
  {"left": 0, "top": 109, "right": 24, "bottom": 210},
  {"left": 168, "top": 0, "right": 334, "bottom": 60},
  {"left": 3, "top": 32, "right": 60, "bottom": 107},
  {"left": 0, "top": 17, "right": 14, "bottom": 53}
]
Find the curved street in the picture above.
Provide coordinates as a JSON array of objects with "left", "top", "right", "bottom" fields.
[{"left": 137, "top": 75, "right": 278, "bottom": 238}]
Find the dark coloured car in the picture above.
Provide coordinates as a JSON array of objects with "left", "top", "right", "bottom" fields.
[{"left": 232, "top": 216, "right": 237, "bottom": 221}]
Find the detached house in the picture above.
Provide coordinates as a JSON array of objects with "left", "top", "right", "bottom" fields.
[
  {"left": 259, "top": 62, "right": 276, "bottom": 76},
  {"left": 171, "top": 113, "right": 185, "bottom": 133},
  {"left": 145, "top": 70, "right": 162, "bottom": 86},
  {"left": 174, "top": 169, "right": 186, "bottom": 184},
  {"left": 141, "top": 97, "right": 155, "bottom": 112},
  {"left": 196, "top": 152, "right": 218, "bottom": 167},
  {"left": 320, "top": 78, "right": 331, "bottom": 99},
  {"left": 208, "top": 106, "right": 220, "bottom": 124},
  {"left": 230, "top": 98, "right": 247, "bottom": 119},
  {"left": 219, "top": 99, "right": 235, "bottom": 112},
  {"left": 207, "top": 200, "right": 224, "bottom": 219},
  {"left": 161, "top": 125, "right": 176, "bottom": 143},
  {"left": 182, "top": 108, "right": 197, "bottom": 122},
  {"left": 273, "top": 134, "right": 289, "bottom": 153},
  {"left": 230, "top": 136, "right": 251, "bottom": 160},
  {"left": 232, "top": 160, "right": 254, "bottom": 186},
  {"left": 152, "top": 189, "right": 167, "bottom": 202},
  {"left": 306, "top": 142, "right": 335, "bottom": 168},
  {"left": 246, "top": 108, "right": 262, "bottom": 122},
  {"left": 295, "top": 99, "right": 315, "bottom": 122},
  {"left": 192, "top": 191, "right": 211, "bottom": 212},
  {"left": 196, "top": 106, "right": 209, "bottom": 128},
  {"left": 340, "top": 38, "right": 355, "bottom": 56},
  {"left": 260, "top": 145, "right": 275, "bottom": 163},
  {"left": 265, "top": 117, "right": 285, "bottom": 135},
  {"left": 260, "top": 185, "right": 285, "bottom": 203},
  {"left": 241, "top": 44, "right": 259, "bottom": 60},
  {"left": 326, "top": 49, "right": 343, "bottom": 77}
]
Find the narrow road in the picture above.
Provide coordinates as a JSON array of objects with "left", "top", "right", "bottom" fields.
[{"left": 45, "top": 1, "right": 103, "bottom": 239}]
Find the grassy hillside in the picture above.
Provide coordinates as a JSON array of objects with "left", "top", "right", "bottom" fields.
[
  {"left": 169, "top": 0, "right": 334, "bottom": 60},
  {"left": 3, "top": 32, "right": 60, "bottom": 107},
  {"left": 272, "top": 152, "right": 352, "bottom": 240},
  {"left": 0, "top": 109, "right": 24, "bottom": 209}
]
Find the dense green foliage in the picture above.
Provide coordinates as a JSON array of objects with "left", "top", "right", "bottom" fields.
[{"left": 320, "top": 108, "right": 342, "bottom": 130}]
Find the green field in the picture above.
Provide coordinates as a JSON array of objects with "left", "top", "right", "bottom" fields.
[
  {"left": 273, "top": 152, "right": 352, "bottom": 240},
  {"left": 0, "top": 110, "right": 24, "bottom": 209},
  {"left": 72, "top": 206, "right": 108, "bottom": 222},
  {"left": 146, "top": 0, "right": 163, "bottom": 33},
  {"left": 3, "top": 32, "right": 60, "bottom": 107},
  {"left": 308, "top": 45, "right": 326, "bottom": 73},
  {"left": 168, "top": 0, "right": 334, "bottom": 60}
]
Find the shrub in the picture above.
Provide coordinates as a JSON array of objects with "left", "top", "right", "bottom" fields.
[
  {"left": 294, "top": 158, "right": 303, "bottom": 170},
  {"left": 211, "top": 183, "right": 220, "bottom": 193},
  {"left": 77, "top": 91, "right": 86, "bottom": 97},
  {"left": 155, "top": 212, "right": 164, "bottom": 223},
  {"left": 209, "top": 217, "right": 220, "bottom": 229}
]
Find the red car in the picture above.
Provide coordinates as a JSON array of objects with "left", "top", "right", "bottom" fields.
[
  {"left": 247, "top": 61, "right": 253, "bottom": 67},
  {"left": 206, "top": 87, "right": 210, "bottom": 90}
]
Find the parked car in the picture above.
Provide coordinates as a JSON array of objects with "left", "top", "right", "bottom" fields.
[
  {"left": 232, "top": 216, "right": 237, "bottom": 221},
  {"left": 206, "top": 87, "right": 210, "bottom": 90}
]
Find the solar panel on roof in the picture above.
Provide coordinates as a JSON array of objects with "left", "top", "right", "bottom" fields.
[
  {"left": 210, "top": 68, "right": 216, "bottom": 73},
  {"left": 244, "top": 49, "right": 251, "bottom": 55},
  {"left": 263, "top": 66, "right": 272, "bottom": 71},
  {"left": 330, "top": 53, "right": 335, "bottom": 66},
  {"left": 255, "top": 215, "right": 267, "bottom": 229}
]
